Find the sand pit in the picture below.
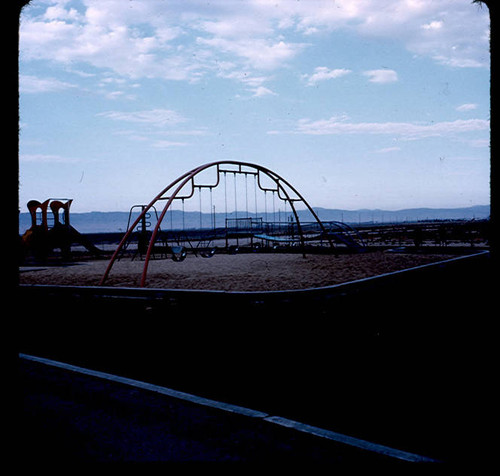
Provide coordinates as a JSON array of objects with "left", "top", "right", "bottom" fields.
[{"left": 19, "top": 251, "right": 461, "bottom": 291}]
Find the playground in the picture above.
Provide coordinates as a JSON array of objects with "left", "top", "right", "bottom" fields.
[
  {"left": 19, "top": 160, "right": 487, "bottom": 291},
  {"left": 18, "top": 160, "right": 492, "bottom": 463}
]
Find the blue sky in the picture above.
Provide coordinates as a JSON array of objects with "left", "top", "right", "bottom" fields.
[{"left": 19, "top": 0, "right": 490, "bottom": 213}]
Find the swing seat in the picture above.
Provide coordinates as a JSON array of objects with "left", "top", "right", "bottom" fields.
[
  {"left": 200, "top": 247, "right": 216, "bottom": 258},
  {"left": 170, "top": 246, "right": 187, "bottom": 262}
]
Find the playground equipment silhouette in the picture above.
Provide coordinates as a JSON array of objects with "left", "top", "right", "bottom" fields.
[
  {"left": 20, "top": 198, "right": 102, "bottom": 263},
  {"left": 101, "top": 160, "right": 365, "bottom": 287}
]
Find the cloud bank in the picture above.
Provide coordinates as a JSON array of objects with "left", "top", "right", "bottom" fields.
[
  {"left": 20, "top": 0, "right": 489, "bottom": 89},
  {"left": 270, "top": 117, "right": 490, "bottom": 139}
]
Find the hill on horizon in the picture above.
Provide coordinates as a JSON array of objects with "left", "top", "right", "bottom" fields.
[{"left": 18, "top": 205, "right": 490, "bottom": 235}]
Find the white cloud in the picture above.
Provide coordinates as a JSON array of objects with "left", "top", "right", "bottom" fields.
[
  {"left": 20, "top": 1, "right": 306, "bottom": 83},
  {"left": 217, "top": 69, "right": 277, "bottom": 96},
  {"left": 303, "top": 67, "right": 352, "bottom": 86},
  {"left": 273, "top": 117, "right": 489, "bottom": 139},
  {"left": 197, "top": 16, "right": 271, "bottom": 39},
  {"left": 271, "top": 0, "right": 488, "bottom": 69},
  {"left": 421, "top": 20, "right": 443, "bottom": 30},
  {"left": 44, "top": 5, "right": 80, "bottom": 22},
  {"left": 456, "top": 103, "right": 478, "bottom": 111},
  {"left": 97, "top": 109, "right": 187, "bottom": 127},
  {"left": 20, "top": 3, "right": 200, "bottom": 82},
  {"left": 20, "top": 17, "right": 76, "bottom": 60},
  {"left": 19, "top": 74, "right": 76, "bottom": 93},
  {"left": 363, "top": 69, "right": 398, "bottom": 83},
  {"left": 19, "top": 0, "right": 489, "bottom": 89},
  {"left": 104, "top": 90, "right": 137, "bottom": 101},
  {"left": 467, "top": 138, "right": 489, "bottom": 148},
  {"left": 219, "top": 71, "right": 270, "bottom": 87},
  {"left": 376, "top": 147, "right": 402, "bottom": 153},
  {"left": 252, "top": 86, "right": 277, "bottom": 97},
  {"left": 431, "top": 55, "right": 485, "bottom": 68},
  {"left": 197, "top": 36, "right": 306, "bottom": 70},
  {"left": 151, "top": 140, "right": 188, "bottom": 149},
  {"left": 356, "top": 0, "right": 489, "bottom": 69},
  {"left": 109, "top": 125, "right": 209, "bottom": 149},
  {"left": 216, "top": 66, "right": 280, "bottom": 97}
]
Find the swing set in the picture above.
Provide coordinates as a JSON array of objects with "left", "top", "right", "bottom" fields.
[{"left": 100, "top": 160, "right": 363, "bottom": 287}]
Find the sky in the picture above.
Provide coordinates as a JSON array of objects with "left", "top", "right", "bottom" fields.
[{"left": 19, "top": 0, "right": 491, "bottom": 213}]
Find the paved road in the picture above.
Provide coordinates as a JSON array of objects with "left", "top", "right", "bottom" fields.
[{"left": 20, "top": 355, "right": 433, "bottom": 464}]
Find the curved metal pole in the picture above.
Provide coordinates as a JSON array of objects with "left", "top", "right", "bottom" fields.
[
  {"left": 100, "top": 160, "right": 335, "bottom": 287},
  {"left": 251, "top": 163, "right": 334, "bottom": 251},
  {"left": 256, "top": 170, "right": 307, "bottom": 255},
  {"left": 140, "top": 162, "right": 240, "bottom": 286},
  {"left": 263, "top": 168, "right": 335, "bottom": 250},
  {"left": 273, "top": 184, "right": 307, "bottom": 257},
  {"left": 99, "top": 167, "right": 200, "bottom": 285},
  {"left": 140, "top": 165, "right": 208, "bottom": 287}
]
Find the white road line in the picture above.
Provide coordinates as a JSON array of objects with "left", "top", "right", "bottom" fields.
[
  {"left": 19, "top": 353, "right": 267, "bottom": 419},
  {"left": 20, "top": 353, "right": 439, "bottom": 463},
  {"left": 264, "top": 416, "right": 438, "bottom": 463}
]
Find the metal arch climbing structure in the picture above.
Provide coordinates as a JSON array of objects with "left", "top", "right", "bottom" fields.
[{"left": 100, "top": 160, "right": 336, "bottom": 287}]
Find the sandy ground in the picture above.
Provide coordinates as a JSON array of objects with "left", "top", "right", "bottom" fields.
[{"left": 19, "top": 250, "right": 459, "bottom": 291}]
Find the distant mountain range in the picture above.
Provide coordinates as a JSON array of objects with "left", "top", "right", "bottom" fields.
[{"left": 19, "top": 205, "right": 490, "bottom": 235}]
